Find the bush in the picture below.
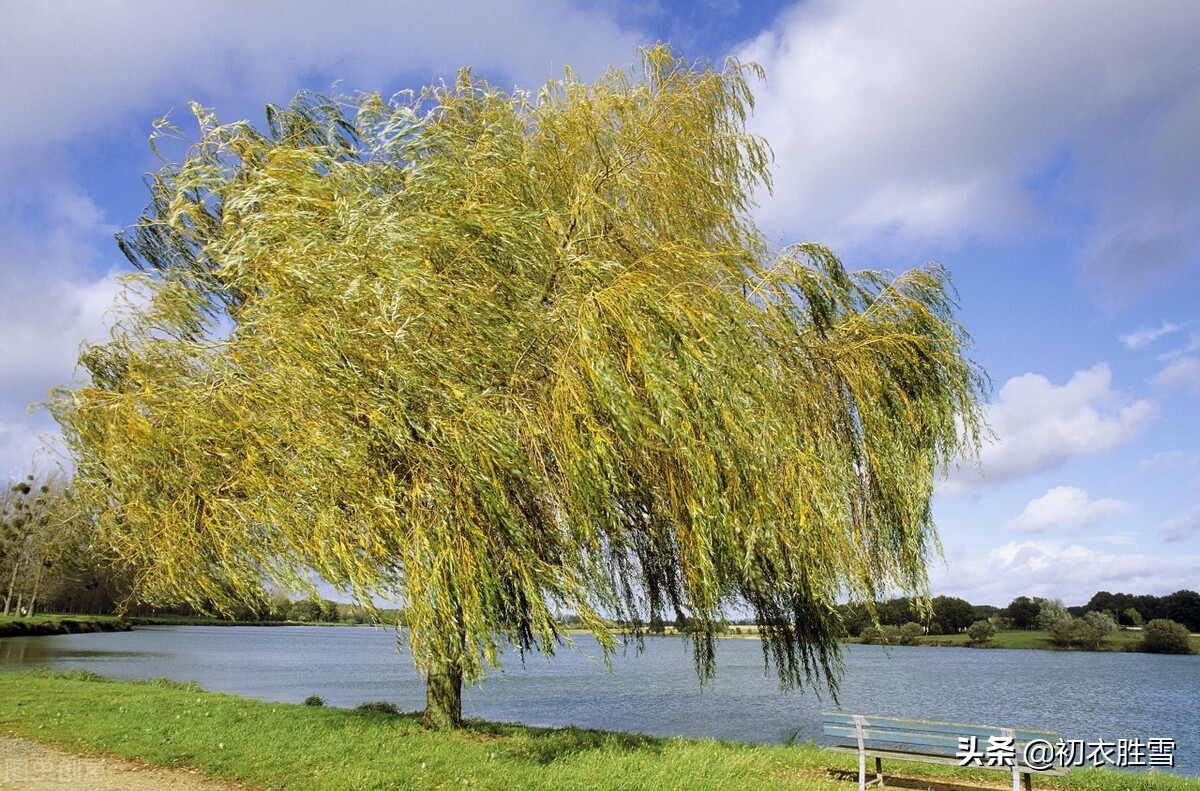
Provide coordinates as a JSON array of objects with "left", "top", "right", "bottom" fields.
[
  {"left": 859, "top": 624, "right": 902, "bottom": 645},
  {"left": 899, "top": 622, "right": 923, "bottom": 645},
  {"left": 857, "top": 626, "right": 882, "bottom": 644},
  {"left": 1139, "top": 619, "right": 1192, "bottom": 654},
  {"left": 967, "top": 619, "right": 995, "bottom": 644},
  {"left": 356, "top": 700, "right": 402, "bottom": 716},
  {"left": 1048, "top": 617, "right": 1103, "bottom": 650},
  {"left": 1035, "top": 598, "right": 1071, "bottom": 631},
  {"left": 302, "top": 695, "right": 326, "bottom": 706},
  {"left": 1082, "top": 611, "right": 1117, "bottom": 645}
]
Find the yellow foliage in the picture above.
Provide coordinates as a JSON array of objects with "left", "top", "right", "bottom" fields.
[{"left": 51, "top": 47, "right": 986, "bottom": 700}]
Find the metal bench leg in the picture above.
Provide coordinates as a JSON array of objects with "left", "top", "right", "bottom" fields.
[
  {"left": 874, "top": 756, "right": 883, "bottom": 787},
  {"left": 1023, "top": 772, "right": 1032, "bottom": 791}
]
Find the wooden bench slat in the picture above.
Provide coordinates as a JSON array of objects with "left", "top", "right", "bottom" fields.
[
  {"left": 821, "top": 711, "right": 1065, "bottom": 791},
  {"left": 826, "top": 744, "right": 1068, "bottom": 776},
  {"left": 824, "top": 724, "right": 967, "bottom": 752},
  {"left": 823, "top": 723, "right": 1054, "bottom": 749},
  {"left": 822, "top": 712, "right": 1057, "bottom": 742}
]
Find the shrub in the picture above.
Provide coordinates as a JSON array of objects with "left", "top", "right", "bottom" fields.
[
  {"left": 1139, "top": 619, "right": 1192, "bottom": 654},
  {"left": 356, "top": 700, "right": 402, "bottom": 716},
  {"left": 1083, "top": 611, "right": 1117, "bottom": 646},
  {"left": 899, "top": 622, "right": 923, "bottom": 645},
  {"left": 1035, "top": 598, "right": 1071, "bottom": 631},
  {"left": 1048, "top": 617, "right": 1102, "bottom": 650},
  {"left": 967, "top": 619, "right": 995, "bottom": 644},
  {"left": 302, "top": 695, "right": 326, "bottom": 706},
  {"left": 857, "top": 626, "right": 882, "bottom": 644},
  {"left": 140, "top": 677, "right": 203, "bottom": 691}
]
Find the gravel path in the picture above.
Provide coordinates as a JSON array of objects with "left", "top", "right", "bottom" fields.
[{"left": 0, "top": 737, "right": 240, "bottom": 791}]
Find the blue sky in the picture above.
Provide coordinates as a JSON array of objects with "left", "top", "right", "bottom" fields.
[{"left": 1, "top": 1, "right": 1197, "bottom": 607}]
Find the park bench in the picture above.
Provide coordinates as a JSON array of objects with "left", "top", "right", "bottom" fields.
[{"left": 822, "top": 712, "right": 1066, "bottom": 791}]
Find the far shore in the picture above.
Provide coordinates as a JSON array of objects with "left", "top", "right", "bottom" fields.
[{"left": 5, "top": 613, "right": 1196, "bottom": 656}]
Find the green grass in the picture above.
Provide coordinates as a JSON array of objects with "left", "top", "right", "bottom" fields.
[
  {"left": 0, "top": 612, "right": 322, "bottom": 637},
  {"left": 0, "top": 613, "right": 133, "bottom": 637},
  {"left": 0, "top": 670, "right": 1194, "bottom": 790},
  {"left": 0, "top": 613, "right": 124, "bottom": 626},
  {"left": 916, "top": 629, "right": 1200, "bottom": 653}
]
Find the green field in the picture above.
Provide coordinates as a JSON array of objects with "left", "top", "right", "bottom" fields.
[
  {"left": 0, "top": 613, "right": 133, "bottom": 638},
  {"left": 0, "top": 613, "right": 350, "bottom": 638},
  {"left": 913, "top": 629, "right": 1200, "bottom": 652},
  {"left": 0, "top": 670, "right": 1194, "bottom": 790}
]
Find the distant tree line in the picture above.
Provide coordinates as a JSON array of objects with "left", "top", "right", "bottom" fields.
[
  {"left": 831, "top": 591, "right": 1199, "bottom": 635},
  {"left": 836, "top": 591, "right": 1197, "bottom": 654},
  {"left": 0, "top": 469, "right": 404, "bottom": 626},
  {"left": 4, "top": 468, "right": 1196, "bottom": 651},
  {"left": 838, "top": 595, "right": 986, "bottom": 637},
  {"left": 1076, "top": 590, "right": 1200, "bottom": 632}
]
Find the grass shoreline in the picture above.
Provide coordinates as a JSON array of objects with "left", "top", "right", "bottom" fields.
[
  {"left": 5, "top": 614, "right": 1197, "bottom": 657},
  {"left": 0, "top": 613, "right": 361, "bottom": 638},
  {"left": 0, "top": 670, "right": 1195, "bottom": 790}
]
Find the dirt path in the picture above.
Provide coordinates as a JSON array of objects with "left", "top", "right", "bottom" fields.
[{"left": 0, "top": 737, "right": 240, "bottom": 791}]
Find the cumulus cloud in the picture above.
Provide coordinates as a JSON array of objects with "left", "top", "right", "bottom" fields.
[
  {"left": 1161, "top": 510, "right": 1200, "bottom": 543},
  {"left": 0, "top": 248, "right": 125, "bottom": 478},
  {"left": 0, "top": 271, "right": 123, "bottom": 407},
  {"left": 0, "top": 0, "right": 645, "bottom": 479},
  {"left": 940, "top": 364, "right": 1154, "bottom": 495},
  {"left": 0, "top": 413, "right": 68, "bottom": 482},
  {"left": 0, "top": 1, "right": 642, "bottom": 163},
  {"left": 930, "top": 540, "right": 1197, "bottom": 604},
  {"left": 0, "top": 185, "right": 126, "bottom": 411},
  {"left": 1153, "top": 356, "right": 1200, "bottom": 395},
  {"left": 736, "top": 0, "right": 1200, "bottom": 300},
  {"left": 1006, "top": 486, "right": 1131, "bottom": 534}
]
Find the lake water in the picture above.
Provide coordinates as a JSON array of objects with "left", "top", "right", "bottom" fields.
[{"left": 2, "top": 626, "right": 1196, "bottom": 774}]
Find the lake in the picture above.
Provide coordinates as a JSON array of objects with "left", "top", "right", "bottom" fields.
[{"left": 2, "top": 625, "right": 1196, "bottom": 774}]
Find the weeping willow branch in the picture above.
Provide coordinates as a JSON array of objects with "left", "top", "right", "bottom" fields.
[{"left": 50, "top": 45, "right": 987, "bottom": 717}]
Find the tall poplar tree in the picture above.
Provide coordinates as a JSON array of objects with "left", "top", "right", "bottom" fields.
[{"left": 52, "top": 47, "right": 986, "bottom": 728}]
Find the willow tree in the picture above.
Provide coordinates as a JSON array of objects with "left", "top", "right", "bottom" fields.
[{"left": 51, "top": 47, "right": 985, "bottom": 728}]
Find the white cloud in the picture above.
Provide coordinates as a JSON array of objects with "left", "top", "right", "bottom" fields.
[
  {"left": 0, "top": 185, "right": 127, "bottom": 412},
  {"left": 0, "top": 271, "right": 123, "bottom": 405},
  {"left": 1139, "top": 449, "right": 1200, "bottom": 471},
  {"left": 0, "top": 413, "right": 68, "bottom": 483},
  {"left": 1006, "top": 486, "right": 1131, "bottom": 534},
  {"left": 940, "top": 364, "right": 1154, "bottom": 495},
  {"left": 1119, "top": 320, "right": 1185, "bottom": 350},
  {"left": 0, "top": 1, "right": 642, "bottom": 166},
  {"left": 1153, "top": 356, "right": 1200, "bottom": 395},
  {"left": 737, "top": 0, "right": 1200, "bottom": 299},
  {"left": 930, "top": 540, "right": 1198, "bottom": 605},
  {"left": 1159, "top": 329, "right": 1200, "bottom": 362},
  {"left": 0, "top": 0, "right": 645, "bottom": 479},
  {"left": 1161, "top": 510, "right": 1200, "bottom": 543}
]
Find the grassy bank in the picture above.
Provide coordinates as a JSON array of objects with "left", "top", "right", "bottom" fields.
[
  {"left": 0, "top": 671, "right": 1193, "bottom": 790},
  {"left": 914, "top": 629, "right": 1200, "bottom": 652},
  {"left": 0, "top": 613, "right": 132, "bottom": 638},
  {"left": 0, "top": 612, "right": 354, "bottom": 638}
]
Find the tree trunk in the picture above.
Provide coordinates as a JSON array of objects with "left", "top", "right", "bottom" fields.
[
  {"left": 422, "top": 660, "right": 463, "bottom": 730},
  {"left": 27, "top": 560, "right": 44, "bottom": 617},
  {"left": 3, "top": 557, "right": 21, "bottom": 616}
]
